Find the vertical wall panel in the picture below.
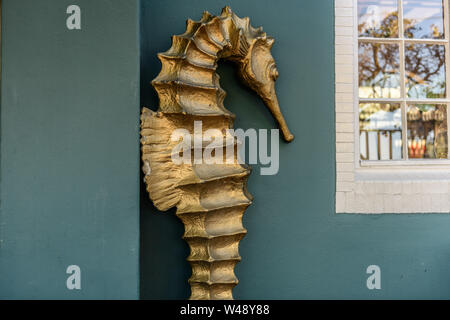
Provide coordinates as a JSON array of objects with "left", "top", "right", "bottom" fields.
[{"left": 0, "top": 0, "right": 140, "bottom": 299}]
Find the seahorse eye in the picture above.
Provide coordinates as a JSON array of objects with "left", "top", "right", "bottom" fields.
[{"left": 270, "top": 64, "right": 279, "bottom": 80}]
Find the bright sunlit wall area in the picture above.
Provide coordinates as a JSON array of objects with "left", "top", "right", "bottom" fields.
[{"left": 335, "top": 0, "right": 450, "bottom": 213}]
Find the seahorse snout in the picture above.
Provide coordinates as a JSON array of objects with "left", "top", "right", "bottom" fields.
[{"left": 266, "top": 95, "right": 294, "bottom": 142}]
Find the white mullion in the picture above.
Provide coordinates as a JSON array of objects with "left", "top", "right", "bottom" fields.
[
  {"left": 405, "top": 99, "right": 450, "bottom": 104},
  {"left": 355, "top": 0, "right": 361, "bottom": 166},
  {"left": 443, "top": 0, "right": 450, "bottom": 159},
  {"left": 359, "top": 37, "right": 447, "bottom": 45},
  {"left": 360, "top": 98, "right": 450, "bottom": 104},
  {"left": 398, "top": 0, "right": 407, "bottom": 160},
  {"left": 359, "top": 98, "right": 402, "bottom": 103},
  {"left": 358, "top": 37, "right": 400, "bottom": 43},
  {"left": 401, "top": 100, "right": 408, "bottom": 160},
  {"left": 404, "top": 38, "right": 448, "bottom": 45}
]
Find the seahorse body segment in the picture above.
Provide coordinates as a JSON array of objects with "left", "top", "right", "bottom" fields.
[{"left": 141, "top": 6, "right": 293, "bottom": 300}]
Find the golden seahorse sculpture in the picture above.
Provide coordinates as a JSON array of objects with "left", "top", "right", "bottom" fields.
[{"left": 140, "top": 6, "right": 293, "bottom": 300}]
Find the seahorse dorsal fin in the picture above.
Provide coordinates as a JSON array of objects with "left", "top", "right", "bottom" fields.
[
  {"left": 221, "top": 5, "right": 232, "bottom": 17},
  {"left": 201, "top": 11, "right": 212, "bottom": 22}
]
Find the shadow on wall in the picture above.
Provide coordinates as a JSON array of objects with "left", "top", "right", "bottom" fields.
[{"left": 140, "top": 175, "right": 191, "bottom": 299}]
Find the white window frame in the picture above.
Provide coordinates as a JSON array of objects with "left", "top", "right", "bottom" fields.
[
  {"left": 357, "top": 0, "right": 450, "bottom": 166},
  {"left": 335, "top": 0, "right": 450, "bottom": 213}
]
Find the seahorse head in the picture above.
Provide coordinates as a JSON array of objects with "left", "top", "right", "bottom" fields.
[{"left": 224, "top": 7, "right": 294, "bottom": 142}]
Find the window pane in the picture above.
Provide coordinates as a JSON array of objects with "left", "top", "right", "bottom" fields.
[
  {"left": 405, "top": 44, "right": 446, "bottom": 99},
  {"left": 403, "top": 0, "right": 445, "bottom": 39},
  {"left": 407, "top": 104, "right": 448, "bottom": 159},
  {"left": 358, "top": 0, "right": 398, "bottom": 38},
  {"left": 359, "top": 42, "right": 401, "bottom": 98},
  {"left": 360, "top": 103, "right": 402, "bottom": 160}
]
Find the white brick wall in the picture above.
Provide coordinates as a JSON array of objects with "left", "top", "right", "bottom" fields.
[{"left": 334, "top": 0, "right": 450, "bottom": 213}]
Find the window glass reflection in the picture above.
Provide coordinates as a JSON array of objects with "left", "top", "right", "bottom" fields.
[
  {"left": 359, "top": 42, "right": 401, "bottom": 98},
  {"left": 404, "top": 0, "right": 444, "bottom": 39},
  {"left": 360, "top": 103, "right": 402, "bottom": 160},
  {"left": 358, "top": 0, "right": 398, "bottom": 38},
  {"left": 405, "top": 44, "right": 446, "bottom": 99},
  {"left": 407, "top": 105, "right": 448, "bottom": 159}
]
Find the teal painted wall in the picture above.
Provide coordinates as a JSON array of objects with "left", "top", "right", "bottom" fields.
[
  {"left": 140, "top": 0, "right": 450, "bottom": 299},
  {"left": 0, "top": 0, "right": 140, "bottom": 298},
  {"left": 2, "top": 0, "right": 450, "bottom": 300}
]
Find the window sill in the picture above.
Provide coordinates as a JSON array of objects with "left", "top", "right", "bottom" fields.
[
  {"left": 360, "top": 159, "right": 450, "bottom": 168},
  {"left": 356, "top": 163, "right": 450, "bottom": 181}
]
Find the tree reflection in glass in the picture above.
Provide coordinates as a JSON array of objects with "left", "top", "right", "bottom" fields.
[
  {"left": 358, "top": 0, "right": 398, "bottom": 38},
  {"left": 405, "top": 44, "right": 446, "bottom": 99},
  {"left": 403, "top": 0, "right": 444, "bottom": 39},
  {"left": 359, "top": 42, "right": 401, "bottom": 98}
]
